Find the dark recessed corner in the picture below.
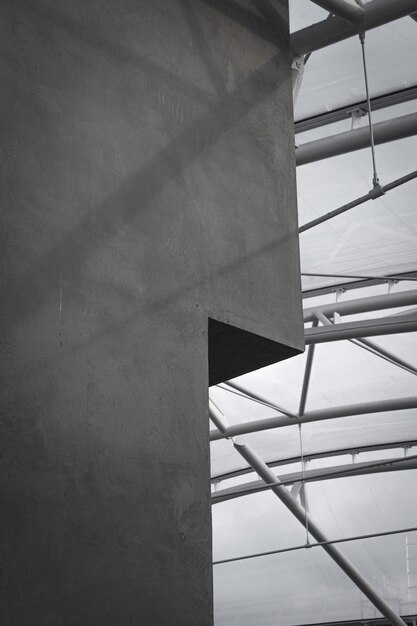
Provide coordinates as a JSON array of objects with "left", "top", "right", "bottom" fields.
[{"left": 208, "top": 318, "right": 301, "bottom": 386}]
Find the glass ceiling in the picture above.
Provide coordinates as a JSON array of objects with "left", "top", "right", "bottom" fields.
[{"left": 211, "top": 3, "right": 417, "bottom": 625}]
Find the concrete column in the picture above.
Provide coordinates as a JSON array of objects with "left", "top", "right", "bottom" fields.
[{"left": 0, "top": 1, "right": 303, "bottom": 624}]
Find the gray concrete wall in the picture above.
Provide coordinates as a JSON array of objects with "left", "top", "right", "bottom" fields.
[{"left": 0, "top": 0, "right": 303, "bottom": 624}]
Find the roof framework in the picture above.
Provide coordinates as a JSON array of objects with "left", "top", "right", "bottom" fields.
[{"left": 211, "top": 2, "right": 417, "bottom": 625}]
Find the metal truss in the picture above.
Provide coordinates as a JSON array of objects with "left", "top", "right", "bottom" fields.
[
  {"left": 210, "top": 289, "right": 417, "bottom": 441},
  {"left": 210, "top": 4, "right": 417, "bottom": 620},
  {"left": 210, "top": 401, "right": 408, "bottom": 626}
]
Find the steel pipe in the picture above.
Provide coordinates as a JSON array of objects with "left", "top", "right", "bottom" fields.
[
  {"left": 354, "top": 337, "right": 417, "bottom": 375},
  {"left": 303, "top": 289, "right": 417, "bottom": 322},
  {"left": 224, "top": 380, "right": 297, "bottom": 418},
  {"left": 309, "top": 0, "right": 365, "bottom": 25},
  {"left": 302, "top": 271, "right": 417, "bottom": 282},
  {"left": 305, "top": 314, "right": 417, "bottom": 344},
  {"left": 292, "top": 0, "right": 417, "bottom": 57},
  {"left": 212, "top": 438, "right": 417, "bottom": 482},
  {"left": 233, "top": 440, "right": 407, "bottom": 626},
  {"left": 316, "top": 311, "right": 417, "bottom": 374},
  {"left": 295, "top": 85, "right": 417, "bottom": 135},
  {"left": 213, "top": 525, "right": 417, "bottom": 566},
  {"left": 210, "top": 396, "right": 417, "bottom": 441},
  {"left": 299, "top": 320, "right": 318, "bottom": 415},
  {"left": 212, "top": 455, "right": 417, "bottom": 503},
  {"left": 296, "top": 112, "right": 417, "bottom": 166}
]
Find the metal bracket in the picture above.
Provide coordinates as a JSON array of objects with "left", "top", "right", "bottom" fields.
[
  {"left": 291, "top": 56, "right": 305, "bottom": 107},
  {"left": 351, "top": 107, "right": 367, "bottom": 129}
]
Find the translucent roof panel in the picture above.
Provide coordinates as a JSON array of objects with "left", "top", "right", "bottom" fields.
[
  {"left": 291, "top": 6, "right": 417, "bottom": 120},
  {"left": 297, "top": 128, "right": 417, "bottom": 293},
  {"left": 213, "top": 475, "right": 417, "bottom": 625},
  {"left": 214, "top": 533, "right": 417, "bottom": 626}
]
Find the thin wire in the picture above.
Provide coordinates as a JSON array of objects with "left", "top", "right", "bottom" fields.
[
  {"left": 359, "top": 31, "right": 380, "bottom": 188},
  {"left": 298, "top": 423, "right": 310, "bottom": 545}
]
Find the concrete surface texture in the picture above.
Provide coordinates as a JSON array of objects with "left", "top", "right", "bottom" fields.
[{"left": 0, "top": 0, "right": 303, "bottom": 624}]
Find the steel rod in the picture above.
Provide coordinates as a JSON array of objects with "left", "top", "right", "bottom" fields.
[
  {"left": 353, "top": 337, "right": 417, "bottom": 376},
  {"left": 298, "top": 320, "right": 318, "bottom": 415},
  {"left": 213, "top": 525, "right": 417, "bottom": 565},
  {"left": 359, "top": 31, "right": 380, "bottom": 187},
  {"left": 312, "top": 310, "right": 415, "bottom": 374},
  {"left": 223, "top": 381, "right": 297, "bottom": 419},
  {"left": 299, "top": 169, "right": 417, "bottom": 232}
]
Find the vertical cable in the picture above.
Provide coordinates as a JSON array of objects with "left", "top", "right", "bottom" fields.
[
  {"left": 359, "top": 32, "right": 380, "bottom": 188},
  {"left": 298, "top": 423, "right": 310, "bottom": 545}
]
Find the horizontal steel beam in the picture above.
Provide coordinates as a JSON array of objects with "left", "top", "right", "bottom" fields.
[
  {"left": 296, "top": 112, "right": 417, "bottom": 166},
  {"left": 210, "top": 396, "right": 417, "bottom": 441},
  {"left": 294, "top": 85, "right": 417, "bottom": 134},
  {"left": 303, "top": 289, "right": 417, "bottom": 322},
  {"left": 211, "top": 438, "right": 417, "bottom": 481},
  {"left": 305, "top": 314, "right": 417, "bottom": 344},
  {"left": 212, "top": 455, "right": 417, "bottom": 503},
  {"left": 309, "top": 0, "right": 364, "bottom": 25},
  {"left": 302, "top": 271, "right": 417, "bottom": 282},
  {"left": 302, "top": 271, "right": 417, "bottom": 299},
  {"left": 291, "top": 0, "right": 417, "bottom": 57},
  {"left": 295, "top": 615, "right": 417, "bottom": 626}
]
